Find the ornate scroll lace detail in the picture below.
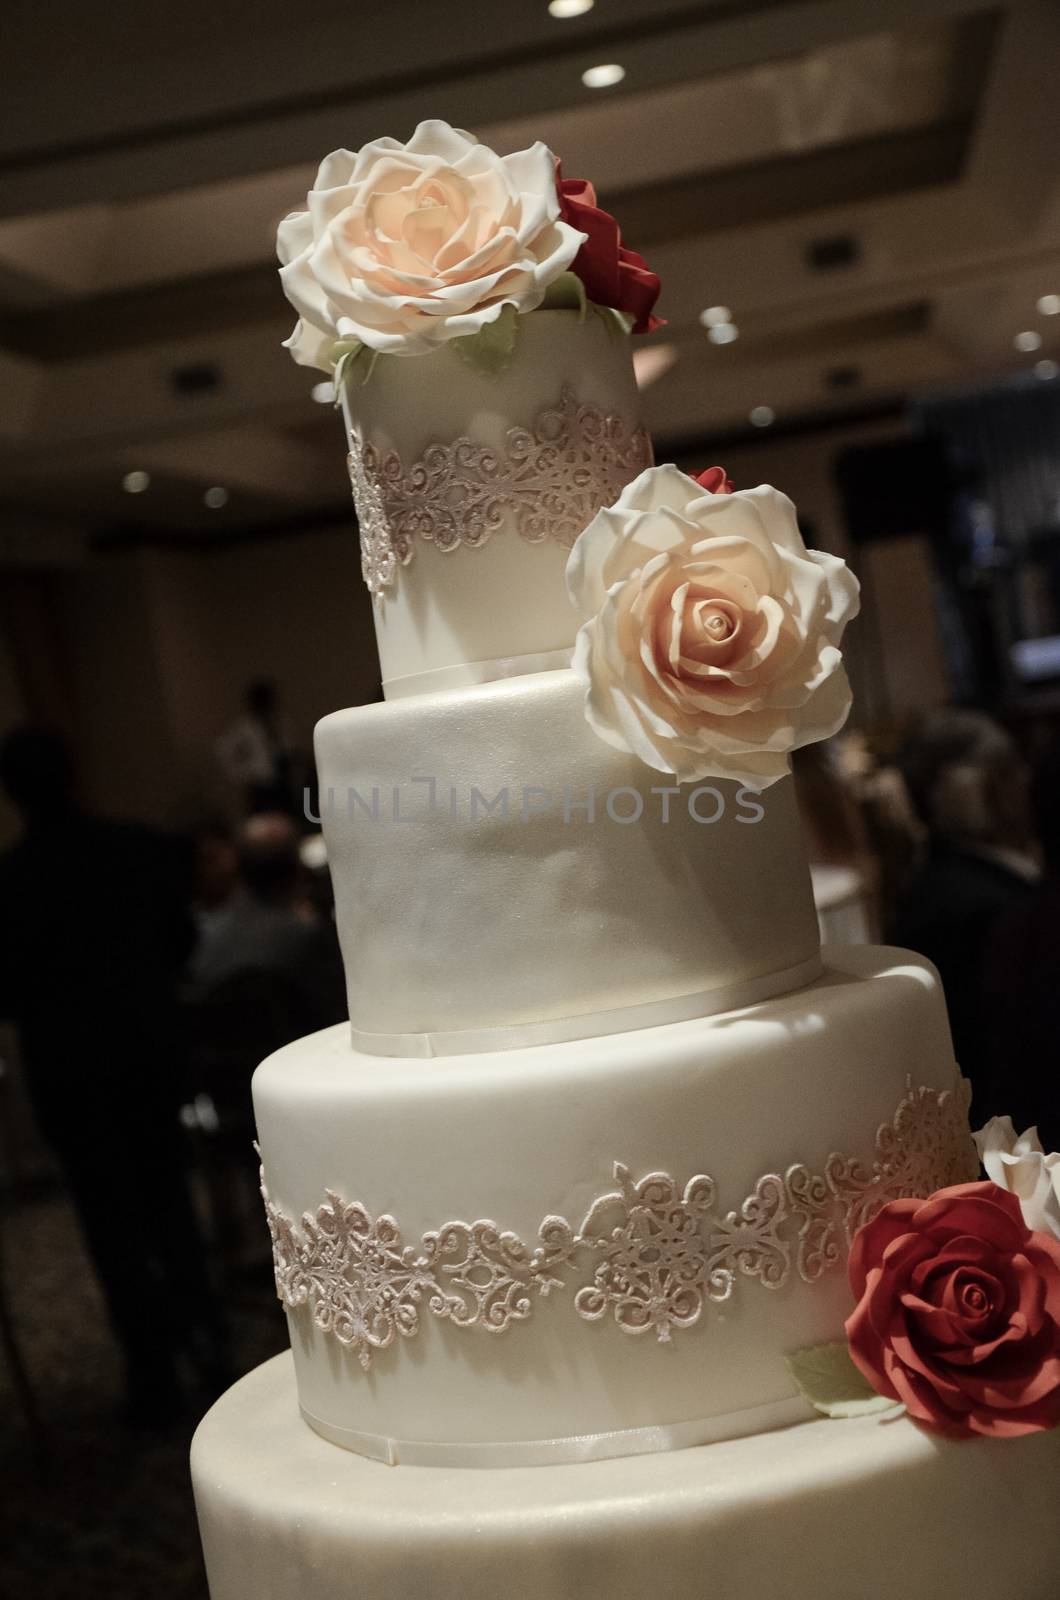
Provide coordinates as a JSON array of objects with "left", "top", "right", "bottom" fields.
[
  {"left": 264, "top": 1193, "right": 576, "bottom": 1370},
  {"left": 575, "top": 1166, "right": 732, "bottom": 1340},
  {"left": 347, "top": 385, "right": 653, "bottom": 596},
  {"left": 262, "top": 1077, "right": 976, "bottom": 1369}
]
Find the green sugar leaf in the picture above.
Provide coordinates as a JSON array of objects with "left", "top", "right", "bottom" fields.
[
  {"left": 541, "top": 271, "right": 589, "bottom": 318},
  {"left": 331, "top": 338, "right": 378, "bottom": 395},
  {"left": 589, "top": 302, "right": 634, "bottom": 341},
  {"left": 449, "top": 303, "right": 521, "bottom": 377},
  {"left": 785, "top": 1342, "right": 904, "bottom": 1420}
]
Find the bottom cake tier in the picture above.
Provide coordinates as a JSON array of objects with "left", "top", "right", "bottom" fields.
[{"left": 192, "top": 1353, "right": 1060, "bottom": 1600}]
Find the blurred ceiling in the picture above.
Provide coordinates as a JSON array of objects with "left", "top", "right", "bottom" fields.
[{"left": 1, "top": 0, "right": 1059, "bottom": 549}]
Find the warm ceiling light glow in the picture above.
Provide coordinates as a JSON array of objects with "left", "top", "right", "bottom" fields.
[
  {"left": 122, "top": 470, "right": 151, "bottom": 494},
  {"left": 1036, "top": 294, "right": 1060, "bottom": 316},
  {"left": 699, "top": 306, "right": 732, "bottom": 329},
  {"left": 311, "top": 380, "right": 335, "bottom": 404},
  {"left": 549, "top": 0, "right": 594, "bottom": 16},
  {"left": 707, "top": 321, "right": 739, "bottom": 345},
  {"left": 1015, "top": 330, "right": 1043, "bottom": 352},
  {"left": 582, "top": 62, "right": 625, "bottom": 89},
  {"left": 1036, "top": 359, "right": 1059, "bottom": 380},
  {"left": 632, "top": 344, "right": 678, "bottom": 390},
  {"left": 300, "top": 833, "right": 329, "bottom": 870},
  {"left": 204, "top": 486, "right": 229, "bottom": 509},
  {"left": 750, "top": 405, "right": 775, "bottom": 428}
]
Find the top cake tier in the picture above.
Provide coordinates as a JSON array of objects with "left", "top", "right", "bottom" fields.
[
  {"left": 342, "top": 310, "right": 649, "bottom": 696},
  {"left": 276, "top": 119, "right": 662, "bottom": 699}
]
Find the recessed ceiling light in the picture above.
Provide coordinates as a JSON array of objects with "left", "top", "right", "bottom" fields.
[
  {"left": 582, "top": 62, "right": 625, "bottom": 89},
  {"left": 311, "top": 380, "right": 335, "bottom": 405},
  {"left": 549, "top": 0, "right": 593, "bottom": 16},
  {"left": 699, "top": 306, "right": 732, "bottom": 329},
  {"left": 1035, "top": 358, "right": 1059, "bottom": 380},
  {"left": 204, "top": 486, "right": 229, "bottom": 509},
  {"left": 122, "top": 470, "right": 151, "bottom": 494},
  {"left": 707, "top": 321, "right": 739, "bottom": 345},
  {"left": 1036, "top": 294, "right": 1060, "bottom": 316},
  {"left": 1015, "top": 330, "right": 1043, "bottom": 352},
  {"left": 750, "top": 405, "right": 775, "bottom": 428}
]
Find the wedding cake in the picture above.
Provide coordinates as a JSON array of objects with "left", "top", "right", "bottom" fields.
[{"left": 191, "top": 122, "right": 1060, "bottom": 1599}]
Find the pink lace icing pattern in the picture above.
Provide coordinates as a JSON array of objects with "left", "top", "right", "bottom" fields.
[
  {"left": 347, "top": 385, "right": 653, "bottom": 596},
  {"left": 260, "top": 1077, "right": 977, "bottom": 1370}
]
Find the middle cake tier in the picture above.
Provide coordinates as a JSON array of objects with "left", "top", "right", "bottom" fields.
[
  {"left": 315, "top": 668, "right": 822, "bottom": 1055},
  {"left": 253, "top": 945, "right": 977, "bottom": 1467}
]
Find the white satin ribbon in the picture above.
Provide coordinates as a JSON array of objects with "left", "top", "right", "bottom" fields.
[
  {"left": 383, "top": 646, "right": 574, "bottom": 701},
  {"left": 299, "top": 1394, "right": 815, "bottom": 1468},
  {"left": 349, "top": 952, "right": 824, "bottom": 1059}
]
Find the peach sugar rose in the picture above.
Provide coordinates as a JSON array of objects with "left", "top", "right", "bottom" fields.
[
  {"left": 277, "top": 120, "right": 584, "bottom": 366},
  {"left": 566, "top": 465, "right": 860, "bottom": 788}
]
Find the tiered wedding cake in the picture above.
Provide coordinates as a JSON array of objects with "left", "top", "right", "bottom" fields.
[{"left": 191, "top": 123, "right": 1060, "bottom": 1599}]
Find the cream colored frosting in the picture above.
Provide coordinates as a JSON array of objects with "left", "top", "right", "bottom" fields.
[
  {"left": 340, "top": 312, "right": 646, "bottom": 693},
  {"left": 192, "top": 1352, "right": 1060, "bottom": 1600},
  {"left": 252, "top": 946, "right": 971, "bottom": 1460},
  {"left": 314, "top": 669, "right": 821, "bottom": 1051}
]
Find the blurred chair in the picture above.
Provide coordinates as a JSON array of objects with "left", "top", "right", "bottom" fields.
[
  {"left": 978, "top": 736, "right": 1060, "bottom": 1147},
  {"left": 888, "top": 710, "right": 1038, "bottom": 1118},
  {"left": 0, "top": 1052, "right": 48, "bottom": 1465}
]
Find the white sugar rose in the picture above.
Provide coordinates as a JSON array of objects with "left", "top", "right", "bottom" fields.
[
  {"left": 974, "top": 1117, "right": 1060, "bottom": 1240},
  {"left": 277, "top": 120, "right": 584, "bottom": 366},
  {"left": 566, "top": 465, "right": 860, "bottom": 788}
]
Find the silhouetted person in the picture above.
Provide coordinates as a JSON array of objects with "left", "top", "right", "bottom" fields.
[
  {"left": 191, "top": 818, "right": 239, "bottom": 920},
  {"left": 0, "top": 727, "right": 228, "bottom": 1422},
  {"left": 888, "top": 711, "right": 1038, "bottom": 1117},
  {"left": 980, "top": 739, "right": 1060, "bottom": 1147},
  {"left": 215, "top": 678, "right": 296, "bottom": 816},
  {"left": 189, "top": 812, "right": 345, "bottom": 1032}
]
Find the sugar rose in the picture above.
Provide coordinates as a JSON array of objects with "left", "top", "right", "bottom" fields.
[
  {"left": 975, "top": 1118, "right": 1060, "bottom": 1241},
  {"left": 278, "top": 120, "right": 584, "bottom": 366},
  {"left": 693, "top": 466, "right": 734, "bottom": 494},
  {"left": 566, "top": 464, "right": 859, "bottom": 788},
  {"left": 555, "top": 163, "right": 662, "bottom": 334},
  {"left": 846, "top": 1181, "right": 1060, "bottom": 1438}
]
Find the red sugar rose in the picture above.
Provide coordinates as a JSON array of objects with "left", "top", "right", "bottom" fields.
[
  {"left": 846, "top": 1181, "right": 1060, "bottom": 1438},
  {"left": 555, "top": 162, "right": 663, "bottom": 335},
  {"left": 693, "top": 467, "right": 734, "bottom": 494}
]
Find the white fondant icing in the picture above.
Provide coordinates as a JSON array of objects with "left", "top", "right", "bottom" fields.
[
  {"left": 344, "top": 953, "right": 825, "bottom": 1057},
  {"left": 252, "top": 947, "right": 969, "bottom": 1459},
  {"left": 339, "top": 312, "right": 645, "bottom": 691},
  {"left": 314, "top": 669, "right": 821, "bottom": 1048},
  {"left": 192, "top": 1353, "right": 1060, "bottom": 1600}
]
